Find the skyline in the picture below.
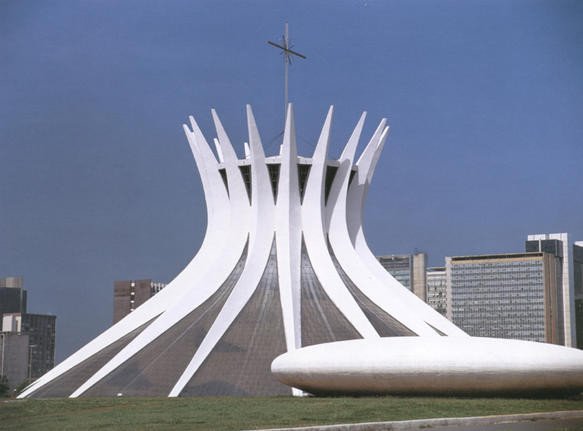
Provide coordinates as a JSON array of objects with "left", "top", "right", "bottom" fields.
[{"left": 1, "top": 1, "right": 582, "bottom": 362}]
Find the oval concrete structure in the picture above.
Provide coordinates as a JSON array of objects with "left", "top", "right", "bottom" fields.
[{"left": 271, "top": 337, "right": 583, "bottom": 395}]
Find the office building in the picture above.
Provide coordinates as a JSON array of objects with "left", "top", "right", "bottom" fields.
[
  {"left": 527, "top": 233, "right": 574, "bottom": 346},
  {"left": 0, "top": 276, "right": 27, "bottom": 318},
  {"left": 1, "top": 277, "right": 57, "bottom": 381},
  {"left": 113, "top": 279, "right": 166, "bottom": 324},
  {"left": 1, "top": 276, "right": 31, "bottom": 389},
  {"left": 447, "top": 252, "right": 561, "bottom": 343},
  {"left": 426, "top": 267, "right": 447, "bottom": 316},
  {"left": 3, "top": 313, "right": 56, "bottom": 379},
  {"left": 0, "top": 333, "right": 29, "bottom": 390},
  {"left": 525, "top": 236, "right": 566, "bottom": 345},
  {"left": 574, "top": 242, "right": 583, "bottom": 349},
  {"left": 378, "top": 255, "right": 410, "bottom": 286},
  {"left": 378, "top": 252, "right": 427, "bottom": 301}
]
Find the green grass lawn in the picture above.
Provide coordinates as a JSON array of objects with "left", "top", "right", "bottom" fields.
[{"left": 1, "top": 395, "right": 583, "bottom": 431}]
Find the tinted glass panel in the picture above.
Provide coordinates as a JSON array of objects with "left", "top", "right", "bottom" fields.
[
  {"left": 29, "top": 319, "right": 155, "bottom": 398},
  {"left": 300, "top": 239, "right": 360, "bottom": 347},
  {"left": 329, "top": 244, "right": 416, "bottom": 337},
  {"left": 181, "top": 239, "right": 289, "bottom": 396},
  {"left": 83, "top": 243, "right": 248, "bottom": 397}
]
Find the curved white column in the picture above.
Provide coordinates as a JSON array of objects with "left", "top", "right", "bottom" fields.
[
  {"left": 347, "top": 126, "right": 467, "bottom": 337},
  {"left": 323, "top": 112, "right": 366, "bottom": 233},
  {"left": 326, "top": 118, "right": 435, "bottom": 336},
  {"left": 276, "top": 104, "right": 302, "bottom": 351},
  {"left": 301, "top": 106, "right": 378, "bottom": 339},
  {"left": 69, "top": 114, "right": 254, "bottom": 398},
  {"left": 168, "top": 105, "right": 276, "bottom": 396},
  {"left": 19, "top": 113, "right": 235, "bottom": 399},
  {"left": 346, "top": 119, "right": 386, "bottom": 247}
]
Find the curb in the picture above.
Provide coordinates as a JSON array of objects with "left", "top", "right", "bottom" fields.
[{"left": 244, "top": 409, "right": 583, "bottom": 431}]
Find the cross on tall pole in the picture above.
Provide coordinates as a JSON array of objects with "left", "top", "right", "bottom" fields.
[{"left": 268, "top": 23, "right": 306, "bottom": 121}]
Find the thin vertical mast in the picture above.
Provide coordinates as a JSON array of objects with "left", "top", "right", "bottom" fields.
[
  {"left": 268, "top": 23, "right": 306, "bottom": 124},
  {"left": 284, "top": 23, "right": 289, "bottom": 118}
]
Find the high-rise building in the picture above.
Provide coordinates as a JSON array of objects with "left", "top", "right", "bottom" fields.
[
  {"left": 426, "top": 267, "right": 447, "bottom": 316},
  {"left": 1, "top": 277, "right": 57, "bottom": 380},
  {"left": 574, "top": 242, "right": 583, "bottom": 349},
  {"left": 575, "top": 242, "right": 583, "bottom": 294},
  {"left": 0, "top": 276, "right": 27, "bottom": 317},
  {"left": 527, "top": 233, "right": 574, "bottom": 346},
  {"left": 2, "top": 313, "right": 56, "bottom": 379},
  {"left": 0, "top": 333, "right": 29, "bottom": 390},
  {"left": 447, "top": 252, "right": 561, "bottom": 344},
  {"left": 378, "top": 255, "right": 410, "bottom": 286},
  {"left": 377, "top": 252, "right": 427, "bottom": 301},
  {"left": 1, "top": 276, "right": 31, "bottom": 389},
  {"left": 525, "top": 237, "right": 566, "bottom": 345},
  {"left": 113, "top": 280, "right": 166, "bottom": 324}
]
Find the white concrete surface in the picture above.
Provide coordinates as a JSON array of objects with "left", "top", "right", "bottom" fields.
[{"left": 272, "top": 337, "right": 583, "bottom": 395}]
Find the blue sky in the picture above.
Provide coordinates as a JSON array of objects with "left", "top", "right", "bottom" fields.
[{"left": 1, "top": 0, "right": 582, "bottom": 362}]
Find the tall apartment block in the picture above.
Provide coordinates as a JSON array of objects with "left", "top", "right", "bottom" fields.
[
  {"left": 0, "top": 276, "right": 27, "bottom": 315},
  {"left": 446, "top": 252, "right": 561, "bottom": 344},
  {"left": 574, "top": 242, "right": 583, "bottom": 349},
  {"left": 2, "top": 313, "right": 56, "bottom": 379},
  {"left": 113, "top": 279, "right": 166, "bottom": 324},
  {"left": 426, "top": 267, "right": 447, "bottom": 316},
  {"left": 377, "top": 253, "right": 427, "bottom": 301},
  {"left": 0, "top": 332, "right": 29, "bottom": 390},
  {"left": 526, "top": 233, "right": 574, "bottom": 346},
  {"left": 0, "top": 277, "right": 56, "bottom": 386},
  {"left": 0, "top": 276, "right": 28, "bottom": 389}
]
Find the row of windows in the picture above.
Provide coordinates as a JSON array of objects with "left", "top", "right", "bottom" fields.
[
  {"left": 454, "top": 308, "right": 545, "bottom": 317},
  {"left": 453, "top": 261, "right": 542, "bottom": 268},
  {"left": 453, "top": 291, "right": 544, "bottom": 299},
  {"left": 452, "top": 273, "right": 544, "bottom": 281},
  {"left": 454, "top": 263, "right": 542, "bottom": 270},
  {"left": 453, "top": 291, "right": 544, "bottom": 298}
]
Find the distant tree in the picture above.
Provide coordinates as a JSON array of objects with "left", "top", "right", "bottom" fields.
[{"left": 0, "top": 375, "right": 9, "bottom": 397}]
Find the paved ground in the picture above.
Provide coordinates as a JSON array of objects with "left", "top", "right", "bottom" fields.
[
  {"left": 248, "top": 410, "right": 583, "bottom": 431},
  {"left": 428, "top": 417, "right": 583, "bottom": 431}
]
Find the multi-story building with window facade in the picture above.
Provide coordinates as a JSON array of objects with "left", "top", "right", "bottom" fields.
[
  {"left": 446, "top": 252, "right": 561, "bottom": 344},
  {"left": 377, "top": 253, "right": 427, "bottom": 301},
  {"left": 0, "top": 332, "right": 29, "bottom": 390},
  {"left": 426, "top": 267, "right": 447, "bottom": 316},
  {"left": 1, "top": 277, "right": 56, "bottom": 383},
  {"left": 113, "top": 279, "right": 166, "bottom": 324},
  {"left": 0, "top": 276, "right": 27, "bottom": 317},
  {"left": 2, "top": 313, "right": 56, "bottom": 379},
  {"left": 526, "top": 233, "right": 573, "bottom": 346},
  {"left": 574, "top": 242, "right": 583, "bottom": 349}
]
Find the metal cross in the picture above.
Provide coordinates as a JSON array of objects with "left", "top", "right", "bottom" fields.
[{"left": 268, "top": 23, "right": 306, "bottom": 120}]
